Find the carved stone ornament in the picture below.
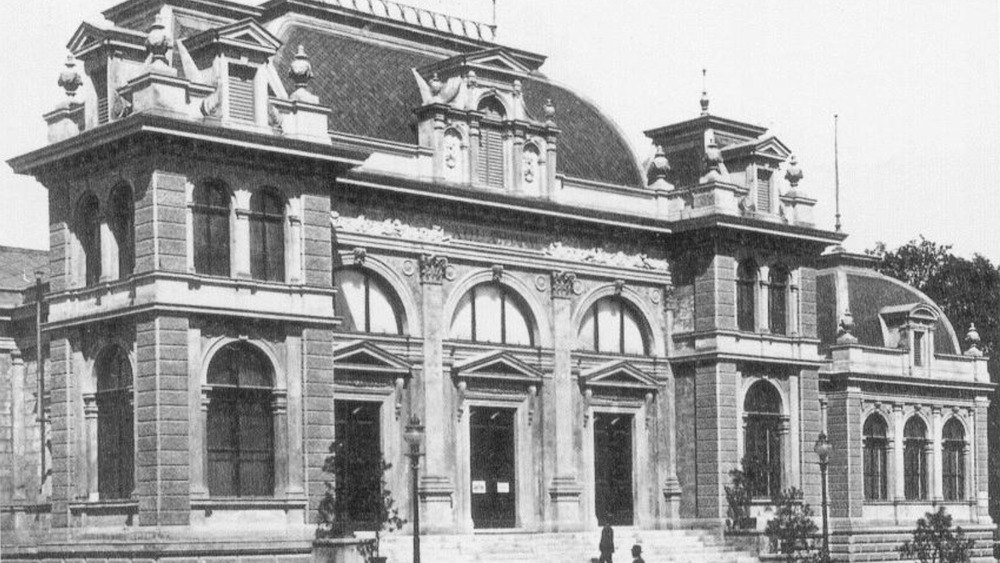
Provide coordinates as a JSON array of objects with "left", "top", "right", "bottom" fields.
[
  {"left": 145, "top": 15, "right": 173, "bottom": 69},
  {"left": 419, "top": 254, "right": 448, "bottom": 284},
  {"left": 57, "top": 55, "right": 83, "bottom": 98},
  {"left": 702, "top": 136, "right": 725, "bottom": 182},
  {"left": 332, "top": 213, "right": 451, "bottom": 243},
  {"left": 543, "top": 98, "right": 556, "bottom": 127},
  {"left": 836, "top": 310, "right": 858, "bottom": 344},
  {"left": 785, "top": 155, "right": 803, "bottom": 188},
  {"left": 353, "top": 247, "right": 367, "bottom": 266},
  {"left": 738, "top": 195, "right": 756, "bottom": 215},
  {"left": 551, "top": 270, "right": 577, "bottom": 299},
  {"left": 964, "top": 323, "right": 983, "bottom": 357},
  {"left": 201, "top": 88, "right": 221, "bottom": 117},
  {"left": 646, "top": 145, "right": 672, "bottom": 188},
  {"left": 491, "top": 264, "right": 504, "bottom": 283},
  {"left": 544, "top": 242, "right": 669, "bottom": 272},
  {"left": 111, "top": 90, "right": 133, "bottom": 119},
  {"left": 534, "top": 275, "right": 548, "bottom": 292},
  {"left": 613, "top": 279, "right": 626, "bottom": 296},
  {"left": 401, "top": 260, "right": 416, "bottom": 277},
  {"left": 267, "top": 100, "right": 284, "bottom": 133},
  {"left": 288, "top": 45, "right": 314, "bottom": 95},
  {"left": 413, "top": 69, "right": 462, "bottom": 106}
]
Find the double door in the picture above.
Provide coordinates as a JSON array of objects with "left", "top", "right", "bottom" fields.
[
  {"left": 470, "top": 406, "right": 516, "bottom": 528},
  {"left": 594, "top": 413, "right": 634, "bottom": 526}
]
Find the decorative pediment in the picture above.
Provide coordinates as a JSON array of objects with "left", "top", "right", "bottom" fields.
[
  {"left": 184, "top": 18, "right": 282, "bottom": 57},
  {"left": 333, "top": 340, "right": 411, "bottom": 376},
  {"left": 880, "top": 303, "right": 939, "bottom": 325},
  {"left": 421, "top": 47, "right": 543, "bottom": 79},
  {"left": 722, "top": 134, "right": 792, "bottom": 162},
  {"left": 67, "top": 22, "right": 146, "bottom": 59},
  {"left": 580, "top": 361, "right": 658, "bottom": 392},
  {"left": 452, "top": 350, "right": 543, "bottom": 384}
]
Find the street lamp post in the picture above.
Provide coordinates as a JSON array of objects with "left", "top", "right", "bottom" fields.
[
  {"left": 402, "top": 416, "right": 425, "bottom": 563},
  {"left": 814, "top": 432, "right": 832, "bottom": 563}
]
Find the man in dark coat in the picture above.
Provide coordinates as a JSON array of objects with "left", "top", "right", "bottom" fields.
[
  {"left": 631, "top": 544, "right": 645, "bottom": 563},
  {"left": 599, "top": 523, "right": 615, "bottom": 563}
]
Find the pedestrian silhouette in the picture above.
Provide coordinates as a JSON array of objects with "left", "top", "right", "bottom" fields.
[
  {"left": 631, "top": 544, "right": 645, "bottom": 563},
  {"left": 599, "top": 521, "right": 615, "bottom": 563}
]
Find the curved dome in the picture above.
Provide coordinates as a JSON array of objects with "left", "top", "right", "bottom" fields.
[
  {"left": 816, "top": 267, "right": 960, "bottom": 355},
  {"left": 272, "top": 24, "right": 644, "bottom": 187}
]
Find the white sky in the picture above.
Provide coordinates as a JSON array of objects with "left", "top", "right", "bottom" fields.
[{"left": 2, "top": 0, "right": 999, "bottom": 262}]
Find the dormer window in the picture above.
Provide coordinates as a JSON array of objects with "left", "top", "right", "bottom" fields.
[
  {"left": 879, "top": 303, "right": 938, "bottom": 370},
  {"left": 477, "top": 97, "right": 507, "bottom": 189},
  {"left": 228, "top": 64, "right": 257, "bottom": 122},
  {"left": 756, "top": 168, "right": 773, "bottom": 212},
  {"left": 912, "top": 330, "right": 925, "bottom": 366}
]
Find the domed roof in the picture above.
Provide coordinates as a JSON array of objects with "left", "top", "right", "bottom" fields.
[
  {"left": 271, "top": 23, "right": 644, "bottom": 188},
  {"left": 816, "top": 265, "right": 960, "bottom": 355}
]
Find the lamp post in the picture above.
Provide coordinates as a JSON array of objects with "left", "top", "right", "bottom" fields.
[
  {"left": 814, "top": 432, "right": 832, "bottom": 563},
  {"left": 402, "top": 416, "right": 425, "bottom": 563}
]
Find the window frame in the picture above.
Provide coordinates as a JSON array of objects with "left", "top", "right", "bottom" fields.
[
  {"left": 109, "top": 184, "right": 135, "bottom": 279},
  {"left": 942, "top": 419, "right": 966, "bottom": 501},
  {"left": 95, "top": 346, "right": 134, "bottom": 500},
  {"left": 249, "top": 189, "right": 286, "bottom": 282},
  {"left": 336, "top": 268, "right": 405, "bottom": 335},
  {"left": 580, "top": 296, "right": 650, "bottom": 356},
  {"left": 768, "top": 266, "right": 789, "bottom": 336},
  {"left": 903, "top": 417, "right": 929, "bottom": 501},
  {"left": 191, "top": 180, "right": 232, "bottom": 277},
  {"left": 451, "top": 282, "right": 535, "bottom": 347},
  {"left": 742, "top": 381, "right": 783, "bottom": 499},
  {"left": 862, "top": 414, "right": 889, "bottom": 501},
  {"left": 736, "top": 260, "right": 757, "bottom": 332},
  {"left": 77, "top": 193, "right": 102, "bottom": 286}
]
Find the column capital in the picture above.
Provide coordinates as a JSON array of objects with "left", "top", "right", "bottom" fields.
[
  {"left": 83, "top": 393, "right": 99, "bottom": 418},
  {"left": 419, "top": 253, "right": 448, "bottom": 285},
  {"left": 551, "top": 270, "right": 577, "bottom": 299}
]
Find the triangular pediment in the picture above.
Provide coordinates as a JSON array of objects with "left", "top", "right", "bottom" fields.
[
  {"left": 67, "top": 22, "right": 145, "bottom": 57},
  {"left": 333, "top": 340, "right": 411, "bottom": 375},
  {"left": 419, "top": 47, "right": 539, "bottom": 81},
  {"left": 185, "top": 18, "right": 282, "bottom": 56},
  {"left": 581, "top": 361, "right": 658, "bottom": 391},
  {"left": 754, "top": 136, "right": 792, "bottom": 159},
  {"left": 453, "top": 350, "right": 543, "bottom": 382}
]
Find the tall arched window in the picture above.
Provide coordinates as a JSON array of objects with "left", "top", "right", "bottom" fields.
[
  {"left": 863, "top": 414, "right": 888, "bottom": 501},
  {"left": 336, "top": 269, "right": 404, "bottom": 335},
  {"left": 768, "top": 266, "right": 789, "bottom": 335},
  {"left": 477, "top": 98, "right": 506, "bottom": 189},
  {"left": 192, "top": 179, "right": 231, "bottom": 277},
  {"left": 942, "top": 419, "right": 966, "bottom": 501},
  {"left": 250, "top": 189, "right": 285, "bottom": 282},
  {"left": 451, "top": 283, "right": 533, "bottom": 346},
  {"left": 77, "top": 193, "right": 102, "bottom": 286},
  {"left": 737, "top": 260, "right": 757, "bottom": 332},
  {"left": 743, "top": 381, "right": 782, "bottom": 498},
  {"left": 95, "top": 346, "right": 134, "bottom": 499},
  {"left": 903, "top": 417, "right": 928, "bottom": 500},
  {"left": 109, "top": 184, "right": 134, "bottom": 278},
  {"left": 577, "top": 296, "right": 649, "bottom": 355},
  {"left": 206, "top": 342, "right": 275, "bottom": 497}
]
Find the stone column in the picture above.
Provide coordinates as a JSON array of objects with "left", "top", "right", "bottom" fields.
[
  {"left": 83, "top": 393, "right": 99, "bottom": 501},
  {"left": 892, "top": 405, "right": 904, "bottom": 500},
  {"left": 694, "top": 361, "right": 740, "bottom": 519},
  {"left": 547, "top": 270, "right": 583, "bottom": 531},
  {"left": 233, "top": 190, "right": 252, "bottom": 279},
  {"left": 469, "top": 117, "right": 481, "bottom": 186},
  {"left": 272, "top": 389, "right": 289, "bottom": 497},
  {"left": 286, "top": 331, "right": 305, "bottom": 496},
  {"left": 511, "top": 126, "right": 525, "bottom": 193},
  {"left": 544, "top": 131, "right": 558, "bottom": 199},
  {"left": 48, "top": 334, "right": 74, "bottom": 528},
  {"left": 190, "top": 388, "right": 210, "bottom": 499},
  {"left": 973, "top": 398, "right": 989, "bottom": 517},
  {"left": 789, "top": 272, "right": 800, "bottom": 336},
  {"left": 11, "top": 353, "right": 25, "bottom": 500},
  {"left": 932, "top": 407, "right": 943, "bottom": 500},
  {"left": 418, "top": 254, "right": 455, "bottom": 530},
  {"left": 757, "top": 265, "right": 770, "bottom": 333},
  {"left": 660, "top": 288, "right": 680, "bottom": 522},
  {"left": 99, "top": 217, "right": 118, "bottom": 282}
]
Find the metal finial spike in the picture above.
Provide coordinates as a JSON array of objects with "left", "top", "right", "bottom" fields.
[
  {"left": 834, "top": 114, "right": 842, "bottom": 233},
  {"left": 700, "top": 68, "right": 710, "bottom": 115}
]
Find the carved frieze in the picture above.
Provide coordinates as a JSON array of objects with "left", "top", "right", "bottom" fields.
[
  {"left": 551, "top": 270, "right": 578, "bottom": 299},
  {"left": 419, "top": 254, "right": 449, "bottom": 284},
  {"left": 543, "top": 242, "right": 669, "bottom": 272},
  {"left": 332, "top": 212, "right": 452, "bottom": 243}
]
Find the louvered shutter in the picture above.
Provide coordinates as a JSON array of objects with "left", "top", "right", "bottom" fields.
[
  {"left": 93, "top": 73, "right": 109, "bottom": 125},
  {"left": 478, "top": 128, "right": 504, "bottom": 188},
  {"left": 228, "top": 65, "right": 256, "bottom": 122},
  {"left": 756, "top": 169, "right": 772, "bottom": 212}
]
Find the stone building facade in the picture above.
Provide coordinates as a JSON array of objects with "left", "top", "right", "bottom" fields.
[{"left": 1, "top": 0, "right": 995, "bottom": 561}]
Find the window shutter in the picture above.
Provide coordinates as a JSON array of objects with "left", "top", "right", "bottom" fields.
[
  {"left": 479, "top": 128, "right": 504, "bottom": 188},
  {"left": 228, "top": 65, "right": 256, "bottom": 122},
  {"left": 756, "top": 168, "right": 772, "bottom": 212},
  {"left": 93, "top": 73, "right": 109, "bottom": 125}
]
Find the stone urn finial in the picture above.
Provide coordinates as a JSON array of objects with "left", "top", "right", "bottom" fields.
[
  {"left": 543, "top": 98, "right": 556, "bottom": 127},
  {"left": 289, "top": 45, "right": 314, "bottom": 94},
  {"left": 700, "top": 68, "right": 710, "bottom": 115},
  {"left": 964, "top": 323, "right": 983, "bottom": 357},
  {"left": 57, "top": 54, "right": 83, "bottom": 99},
  {"left": 837, "top": 310, "right": 858, "bottom": 344},
  {"left": 702, "top": 134, "right": 725, "bottom": 181},
  {"left": 785, "top": 155, "right": 803, "bottom": 188},
  {"left": 647, "top": 145, "right": 672, "bottom": 187},
  {"left": 145, "top": 14, "right": 173, "bottom": 69}
]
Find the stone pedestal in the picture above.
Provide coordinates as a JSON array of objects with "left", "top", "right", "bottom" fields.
[{"left": 44, "top": 102, "right": 85, "bottom": 144}]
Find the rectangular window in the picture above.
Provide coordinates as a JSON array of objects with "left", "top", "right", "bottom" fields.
[
  {"left": 904, "top": 441, "right": 927, "bottom": 500},
  {"left": 478, "top": 128, "right": 504, "bottom": 188},
  {"left": 228, "top": 65, "right": 256, "bottom": 122},
  {"left": 942, "top": 445, "right": 964, "bottom": 501},
  {"left": 913, "top": 331, "right": 924, "bottom": 366},
  {"left": 756, "top": 169, "right": 772, "bottom": 212},
  {"left": 863, "top": 440, "right": 887, "bottom": 500}
]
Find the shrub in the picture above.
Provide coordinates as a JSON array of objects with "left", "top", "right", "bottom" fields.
[
  {"left": 725, "top": 457, "right": 764, "bottom": 531},
  {"left": 764, "top": 488, "right": 820, "bottom": 563},
  {"left": 898, "top": 507, "right": 975, "bottom": 563}
]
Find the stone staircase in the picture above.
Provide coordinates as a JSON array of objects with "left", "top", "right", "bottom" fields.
[{"left": 379, "top": 528, "right": 760, "bottom": 563}]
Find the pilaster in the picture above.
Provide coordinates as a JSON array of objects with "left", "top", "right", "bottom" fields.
[
  {"left": 304, "top": 327, "right": 334, "bottom": 521},
  {"left": 693, "top": 361, "right": 739, "bottom": 519},
  {"left": 827, "top": 389, "right": 863, "bottom": 518}
]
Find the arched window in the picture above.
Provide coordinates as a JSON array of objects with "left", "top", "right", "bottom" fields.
[
  {"left": 336, "top": 269, "right": 404, "bottom": 335},
  {"left": 192, "top": 179, "right": 231, "bottom": 277},
  {"left": 477, "top": 98, "right": 506, "bottom": 188},
  {"left": 863, "top": 414, "right": 888, "bottom": 501},
  {"left": 768, "top": 266, "right": 789, "bottom": 335},
  {"left": 96, "top": 346, "right": 134, "bottom": 499},
  {"left": 737, "top": 260, "right": 757, "bottom": 332},
  {"left": 206, "top": 342, "right": 275, "bottom": 497},
  {"left": 578, "top": 296, "right": 649, "bottom": 355},
  {"left": 942, "top": 419, "right": 966, "bottom": 501},
  {"left": 77, "top": 193, "right": 102, "bottom": 286},
  {"left": 108, "top": 184, "right": 134, "bottom": 278},
  {"left": 743, "top": 381, "right": 782, "bottom": 498},
  {"left": 903, "top": 417, "right": 928, "bottom": 500},
  {"left": 250, "top": 189, "right": 285, "bottom": 282},
  {"left": 451, "top": 283, "right": 533, "bottom": 346}
]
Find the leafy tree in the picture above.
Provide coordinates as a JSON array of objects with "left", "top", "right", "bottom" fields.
[
  {"left": 898, "top": 507, "right": 975, "bottom": 563},
  {"left": 764, "top": 488, "right": 821, "bottom": 563},
  {"left": 725, "top": 457, "right": 761, "bottom": 531},
  {"left": 867, "top": 237, "right": 1000, "bottom": 522}
]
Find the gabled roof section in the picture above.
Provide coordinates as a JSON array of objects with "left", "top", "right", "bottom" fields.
[
  {"left": 333, "top": 340, "right": 411, "bottom": 374},
  {"left": 420, "top": 47, "right": 545, "bottom": 78},
  {"left": 722, "top": 134, "right": 792, "bottom": 161},
  {"left": 580, "top": 361, "right": 658, "bottom": 391},
  {"left": 184, "top": 18, "right": 283, "bottom": 56},
  {"left": 453, "top": 350, "right": 543, "bottom": 383},
  {"left": 67, "top": 22, "right": 147, "bottom": 58}
]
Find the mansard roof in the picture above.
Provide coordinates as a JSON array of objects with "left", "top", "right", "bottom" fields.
[
  {"left": 815, "top": 262, "right": 959, "bottom": 355},
  {"left": 271, "top": 23, "right": 644, "bottom": 188}
]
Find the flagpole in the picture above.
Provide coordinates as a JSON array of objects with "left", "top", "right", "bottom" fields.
[{"left": 834, "top": 114, "right": 841, "bottom": 233}]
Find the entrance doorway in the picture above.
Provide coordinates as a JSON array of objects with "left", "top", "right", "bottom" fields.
[
  {"left": 594, "top": 413, "right": 634, "bottom": 526},
  {"left": 334, "top": 400, "right": 382, "bottom": 527},
  {"left": 470, "top": 406, "right": 516, "bottom": 528}
]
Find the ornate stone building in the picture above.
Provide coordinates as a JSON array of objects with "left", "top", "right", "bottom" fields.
[{"left": 1, "top": 0, "right": 995, "bottom": 561}]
